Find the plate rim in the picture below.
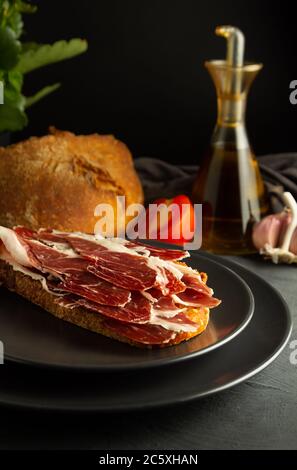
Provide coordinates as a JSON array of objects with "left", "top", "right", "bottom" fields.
[{"left": 3, "top": 253, "right": 255, "bottom": 371}]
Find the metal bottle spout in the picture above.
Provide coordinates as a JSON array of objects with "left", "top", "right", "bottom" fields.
[{"left": 215, "top": 25, "right": 245, "bottom": 67}]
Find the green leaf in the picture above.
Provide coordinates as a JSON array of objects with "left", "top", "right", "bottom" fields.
[
  {"left": 1, "top": 70, "right": 23, "bottom": 104},
  {"left": 21, "top": 41, "right": 39, "bottom": 52},
  {"left": 0, "top": 26, "right": 21, "bottom": 69},
  {"left": 0, "top": 1, "right": 35, "bottom": 35},
  {"left": 15, "top": 38, "right": 88, "bottom": 74},
  {"left": 0, "top": 102, "right": 27, "bottom": 132},
  {"left": 0, "top": 68, "right": 27, "bottom": 132},
  {"left": 16, "top": 1, "right": 37, "bottom": 14},
  {"left": 2, "top": 74, "right": 25, "bottom": 110},
  {"left": 25, "top": 82, "right": 60, "bottom": 108},
  {"left": 6, "top": 70, "right": 23, "bottom": 93},
  {"left": 8, "top": 11, "right": 23, "bottom": 38}
]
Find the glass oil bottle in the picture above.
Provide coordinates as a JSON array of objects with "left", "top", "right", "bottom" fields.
[{"left": 192, "top": 26, "right": 269, "bottom": 255}]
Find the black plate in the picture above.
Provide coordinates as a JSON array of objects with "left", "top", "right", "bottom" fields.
[
  {"left": 0, "top": 255, "right": 254, "bottom": 371},
  {"left": 0, "top": 255, "right": 291, "bottom": 412}
]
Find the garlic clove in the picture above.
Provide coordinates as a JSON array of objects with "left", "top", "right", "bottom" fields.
[
  {"left": 289, "top": 227, "right": 297, "bottom": 255},
  {"left": 252, "top": 212, "right": 288, "bottom": 251}
]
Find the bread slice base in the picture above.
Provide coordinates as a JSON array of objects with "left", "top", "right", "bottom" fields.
[{"left": 0, "top": 260, "right": 209, "bottom": 348}]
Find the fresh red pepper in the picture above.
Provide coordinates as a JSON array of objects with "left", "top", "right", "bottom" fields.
[{"left": 145, "top": 194, "right": 195, "bottom": 245}]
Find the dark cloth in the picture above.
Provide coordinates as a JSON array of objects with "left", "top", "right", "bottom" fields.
[{"left": 135, "top": 154, "right": 297, "bottom": 211}]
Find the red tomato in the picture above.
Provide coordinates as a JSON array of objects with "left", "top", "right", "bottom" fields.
[{"left": 145, "top": 195, "right": 195, "bottom": 245}]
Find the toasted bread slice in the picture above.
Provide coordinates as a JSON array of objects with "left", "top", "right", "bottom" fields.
[{"left": 0, "top": 260, "right": 209, "bottom": 348}]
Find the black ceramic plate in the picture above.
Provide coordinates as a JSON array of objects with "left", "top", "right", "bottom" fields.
[
  {"left": 0, "top": 255, "right": 291, "bottom": 412},
  {"left": 0, "top": 254, "right": 254, "bottom": 371}
]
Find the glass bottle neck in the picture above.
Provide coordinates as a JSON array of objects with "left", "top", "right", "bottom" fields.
[
  {"left": 205, "top": 60, "right": 262, "bottom": 151},
  {"left": 217, "top": 96, "right": 246, "bottom": 126},
  {"left": 212, "top": 96, "right": 249, "bottom": 150}
]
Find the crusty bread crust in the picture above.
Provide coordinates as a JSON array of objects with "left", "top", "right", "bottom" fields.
[
  {"left": 0, "top": 127, "right": 143, "bottom": 233},
  {"left": 0, "top": 260, "right": 209, "bottom": 348}
]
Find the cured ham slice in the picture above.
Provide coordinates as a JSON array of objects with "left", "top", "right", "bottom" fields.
[
  {"left": 16, "top": 228, "right": 162, "bottom": 291},
  {"left": 58, "top": 291, "right": 188, "bottom": 327},
  {"left": 121, "top": 240, "right": 189, "bottom": 261},
  {"left": 58, "top": 274, "right": 130, "bottom": 307},
  {"left": 75, "top": 293, "right": 151, "bottom": 324},
  {"left": 153, "top": 312, "right": 199, "bottom": 331},
  {"left": 35, "top": 228, "right": 189, "bottom": 261},
  {"left": 14, "top": 226, "right": 37, "bottom": 240},
  {"left": 163, "top": 268, "right": 186, "bottom": 294},
  {"left": 19, "top": 238, "right": 131, "bottom": 307},
  {"left": 87, "top": 254, "right": 159, "bottom": 291},
  {"left": 63, "top": 237, "right": 177, "bottom": 294},
  {"left": 178, "top": 269, "right": 213, "bottom": 296},
  {"left": 34, "top": 230, "right": 191, "bottom": 293},
  {"left": 33, "top": 231, "right": 169, "bottom": 292},
  {"left": 0, "top": 226, "right": 36, "bottom": 267},
  {"left": 0, "top": 225, "right": 221, "bottom": 346},
  {"left": 173, "top": 289, "right": 221, "bottom": 308},
  {"left": 101, "top": 319, "right": 177, "bottom": 345}
]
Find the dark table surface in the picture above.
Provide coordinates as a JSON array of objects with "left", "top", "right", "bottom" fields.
[{"left": 0, "top": 255, "right": 296, "bottom": 450}]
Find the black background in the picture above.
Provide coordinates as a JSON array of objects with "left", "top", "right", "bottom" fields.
[{"left": 15, "top": 0, "right": 297, "bottom": 164}]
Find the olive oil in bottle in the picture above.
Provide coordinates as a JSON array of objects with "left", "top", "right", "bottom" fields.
[{"left": 192, "top": 26, "right": 269, "bottom": 255}]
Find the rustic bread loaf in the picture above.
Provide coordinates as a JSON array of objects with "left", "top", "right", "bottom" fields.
[{"left": 0, "top": 127, "right": 143, "bottom": 233}]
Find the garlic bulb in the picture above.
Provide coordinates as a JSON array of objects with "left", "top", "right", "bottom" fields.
[{"left": 252, "top": 192, "right": 297, "bottom": 264}]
